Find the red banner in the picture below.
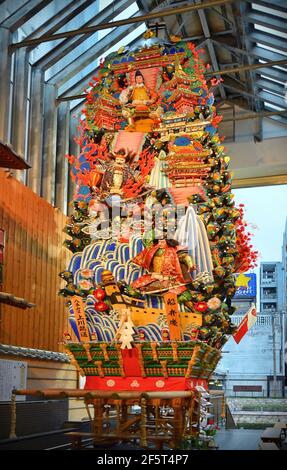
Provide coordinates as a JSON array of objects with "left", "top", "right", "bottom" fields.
[
  {"left": 233, "top": 304, "right": 257, "bottom": 344},
  {"left": 85, "top": 375, "right": 208, "bottom": 392}
]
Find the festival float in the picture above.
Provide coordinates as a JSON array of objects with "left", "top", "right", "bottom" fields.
[{"left": 56, "top": 33, "right": 258, "bottom": 448}]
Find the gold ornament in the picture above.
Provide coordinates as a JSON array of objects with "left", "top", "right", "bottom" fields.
[
  {"left": 143, "top": 29, "right": 155, "bottom": 39},
  {"left": 170, "top": 34, "right": 181, "bottom": 43}
]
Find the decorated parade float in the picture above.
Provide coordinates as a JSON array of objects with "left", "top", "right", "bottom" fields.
[{"left": 12, "top": 33, "right": 257, "bottom": 449}]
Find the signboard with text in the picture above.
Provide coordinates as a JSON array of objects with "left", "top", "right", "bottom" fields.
[{"left": 234, "top": 273, "right": 257, "bottom": 299}]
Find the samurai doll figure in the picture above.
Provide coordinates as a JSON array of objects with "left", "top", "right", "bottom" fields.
[
  {"left": 131, "top": 239, "right": 196, "bottom": 294},
  {"left": 100, "top": 148, "right": 137, "bottom": 198}
]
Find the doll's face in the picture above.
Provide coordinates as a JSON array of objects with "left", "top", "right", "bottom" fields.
[
  {"left": 115, "top": 156, "right": 125, "bottom": 166},
  {"left": 135, "top": 74, "right": 144, "bottom": 84}
]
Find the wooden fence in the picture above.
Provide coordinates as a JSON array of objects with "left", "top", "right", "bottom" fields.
[{"left": 0, "top": 170, "right": 72, "bottom": 352}]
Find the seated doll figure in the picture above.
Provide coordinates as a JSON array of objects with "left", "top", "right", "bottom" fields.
[
  {"left": 119, "top": 70, "right": 161, "bottom": 131},
  {"left": 131, "top": 238, "right": 196, "bottom": 294}
]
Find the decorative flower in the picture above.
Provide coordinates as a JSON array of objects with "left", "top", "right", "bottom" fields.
[
  {"left": 80, "top": 269, "right": 94, "bottom": 279},
  {"left": 72, "top": 225, "right": 81, "bottom": 235},
  {"left": 78, "top": 280, "right": 93, "bottom": 291},
  {"left": 210, "top": 77, "right": 223, "bottom": 86},
  {"left": 207, "top": 297, "right": 222, "bottom": 310},
  {"left": 78, "top": 200, "right": 88, "bottom": 210},
  {"left": 93, "top": 288, "right": 105, "bottom": 301},
  {"left": 94, "top": 301, "right": 109, "bottom": 312},
  {"left": 194, "top": 301, "right": 208, "bottom": 313}
]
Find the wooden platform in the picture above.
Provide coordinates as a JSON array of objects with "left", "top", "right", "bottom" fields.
[{"left": 10, "top": 388, "right": 203, "bottom": 449}]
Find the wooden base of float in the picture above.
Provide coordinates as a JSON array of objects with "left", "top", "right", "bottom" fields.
[{"left": 10, "top": 388, "right": 206, "bottom": 449}]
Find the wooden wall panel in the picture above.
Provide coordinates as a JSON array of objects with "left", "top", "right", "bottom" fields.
[{"left": 0, "top": 170, "right": 72, "bottom": 351}]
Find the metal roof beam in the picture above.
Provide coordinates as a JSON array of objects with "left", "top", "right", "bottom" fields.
[
  {"left": 9, "top": 0, "right": 235, "bottom": 50},
  {"left": 206, "top": 58, "right": 287, "bottom": 76},
  {"left": 222, "top": 82, "right": 254, "bottom": 99},
  {"left": 135, "top": 0, "right": 149, "bottom": 12},
  {"left": 241, "top": 1, "right": 268, "bottom": 141},
  {"left": 196, "top": 2, "right": 226, "bottom": 100},
  {"left": 212, "top": 38, "right": 249, "bottom": 57},
  {"left": 223, "top": 89, "right": 287, "bottom": 126},
  {"left": 221, "top": 73, "right": 246, "bottom": 86},
  {"left": 218, "top": 61, "right": 239, "bottom": 68},
  {"left": 178, "top": 29, "right": 234, "bottom": 42},
  {"left": 151, "top": 1, "right": 200, "bottom": 12},
  {"left": 226, "top": 2, "right": 244, "bottom": 86},
  {"left": 209, "top": 6, "right": 234, "bottom": 27},
  {"left": 175, "top": 13, "right": 188, "bottom": 38}
]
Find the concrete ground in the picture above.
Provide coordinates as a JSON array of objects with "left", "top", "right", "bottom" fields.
[{"left": 215, "top": 429, "right": 265, "bottom": 450}]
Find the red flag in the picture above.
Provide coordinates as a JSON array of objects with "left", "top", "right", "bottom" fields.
[{"left": 233, "top": 304, "right": 257, "bottom": 344}]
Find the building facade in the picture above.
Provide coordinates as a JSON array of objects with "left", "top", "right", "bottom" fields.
[
  {"left": 218, "top": 313, "right": 285, "bottom": 397},
  {"left": 281, "top": 217, "right": 287, "bottom": 386},
  {"left": 217, "top": 266, "right": 286, "bottom": 397},
  {"left": 260, "top": 262, "right": 284, "bottom": 314},
  {"left": 282, "top": 217, "right": 287, "bottom": 314}
]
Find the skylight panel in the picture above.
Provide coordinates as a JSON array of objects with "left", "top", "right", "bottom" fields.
[
  {"left": 251, "top": 3, "right": 287, "bottom": 19},
  {"left": 254, "top": 24, "right": 287, "bottom": 40},
  {"left": 260, "top": 74, "right": 285, "bottom": 85},
  {"left": 264, "top": 102, "right": 284, "bottom": 110},
  {"left": 262, "top": 88, "right": 284, "bottom": 99},
  {"left": 256, "top": 42, "right": 287, "bottom": 56},
  {"left": 273, "top": 65, "right": 287, "bottom": 72}
]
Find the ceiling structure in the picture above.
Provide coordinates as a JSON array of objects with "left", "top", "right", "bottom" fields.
[{"left": 0, "top": 0, "right": 286, "bottom": 213}]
